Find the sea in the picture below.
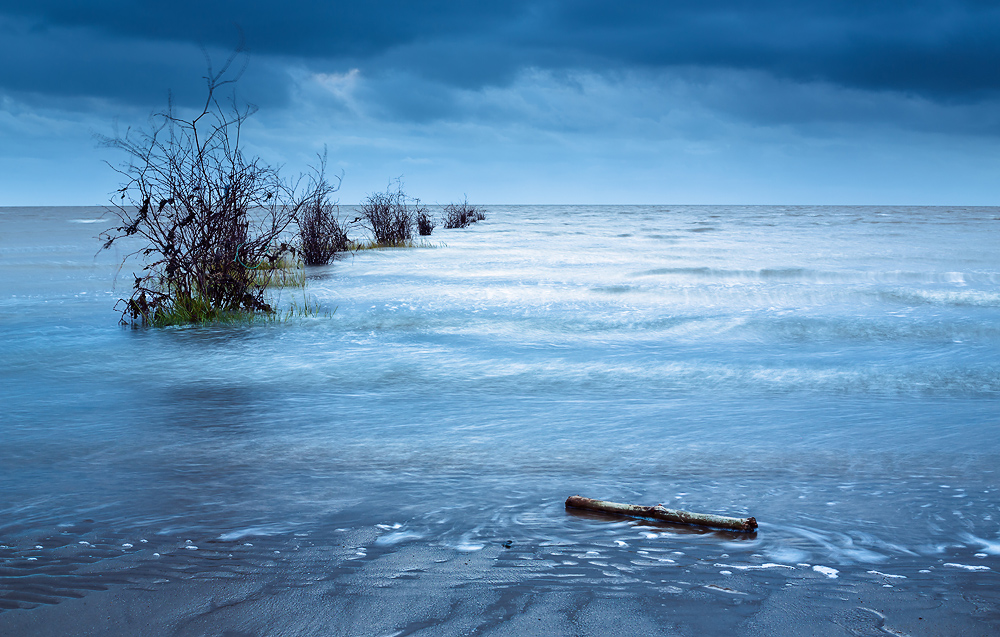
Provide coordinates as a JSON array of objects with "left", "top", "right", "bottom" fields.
[{"left": 1, "top": 205, "right": 998, "bottom": 633}]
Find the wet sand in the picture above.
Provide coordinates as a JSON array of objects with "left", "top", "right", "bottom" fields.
[{"left": 2, "top": 517, "right": 997, "bottom": 636}]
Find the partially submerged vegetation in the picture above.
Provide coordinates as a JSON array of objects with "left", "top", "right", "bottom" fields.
[
  {"left": 348, "top": 237, "right": 444, "bottom": 251},
  {"left": 358, "top": 180, "right": 428, "bottom": 247},
  {"left": 101, "top": 45, "right": 485, "bottom": 327},
  {"left": 443, "top": 198, "right": 486, "bottom": 229},
  {"left": 100, "top": 46, "right": 318, "bottom": 326},
  {"left": 297, "top": 158, "right": 347, "bottom": 266},
  {"left": 416, "top": 209, "right": 436, "bottom": 236}
]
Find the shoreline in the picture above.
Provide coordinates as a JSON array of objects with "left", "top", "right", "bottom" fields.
[{"left": 1, "top": 537, "right": 994, "bottom": 636}]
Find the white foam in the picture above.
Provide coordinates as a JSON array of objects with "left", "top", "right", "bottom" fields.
[
  {"left": 375, "top": 531, "right": 424, "bottom": 546},
  {"left": 704, "top": 584, "right": 748, "bottom": 595},
  {"left": 767, "top": 547, "right": 809, "bottom": 563},
  {"left": 218, "top": 526, "right": 285, "bottom": 541},
  {"left": 715, "top": 562, "right": 794, "bottom": 571},
  {"left": 867, "top": 570, "right": 906, "bottom": 579},
  {"left": 813, "top": 565, "right": 839, "bottom": 578},
  {"left": 943, "top": 563, "right": 990, "bottom": 571},
  {"left": 961, "top": 533, "right": 1000, "bottom": 555}
]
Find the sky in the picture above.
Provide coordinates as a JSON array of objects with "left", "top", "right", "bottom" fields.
[{"left": 2, "top": 0, "right": 1000, "bottom": 205}]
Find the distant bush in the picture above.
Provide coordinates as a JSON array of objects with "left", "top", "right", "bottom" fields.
[
  {"left": 99, "top": 47, "right": 323, "bottom": 326},
  {"left": 360, "top": 181, "right": 425, "bottom": 246},
  {"left": 299, "top": 199, "right": 348, "bottom": 265},
  {"left": 443, "top": 198, "right": 486, "bottom": 229},
  {"left": 416, "top": 208, "right": 435, "bottom": 236},
  {"left": 297, "top": 156, "right": 348, "bottom": 266}
]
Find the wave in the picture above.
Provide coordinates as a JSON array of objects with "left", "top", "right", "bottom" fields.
[
  {"left": 879, "top": 289, "right": 1000, "bottom": 308},
  {"left": 635, "top": 267, "right": 1000, "bottom": 286}
]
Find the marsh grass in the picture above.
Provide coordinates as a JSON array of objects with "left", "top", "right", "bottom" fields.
[
  {"left": 150, "top": 290, "right": 332, "bottom": 326},
  {"left": 252, "top": 257, "right": 306, "bottom": 288},
  {"left": 149, "top": 292, "right": 268, "bottom": 327},
  {"left": 348, "top": 238, "right": 445, "bottom": 250},
  {"left": 283, "top": 296, "right": 335, "bottom": 320}
]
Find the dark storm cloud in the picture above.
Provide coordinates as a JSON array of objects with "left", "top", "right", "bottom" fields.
[
  {"left": 548, "top": 1, "right": 1000, "bottom": 100},
  {"left": 0, "top": 15, "right": 293, "bottom": 109},
  {"left": 0, "top": 0, "right": 531, "bottom": 58},
  {"left": 3, "top": 0, "right": 1000, "bottom": 107}
]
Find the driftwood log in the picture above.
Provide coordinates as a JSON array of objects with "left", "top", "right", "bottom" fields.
[{"left": 565, "top": 495, "right": 757, "bottom": 532}]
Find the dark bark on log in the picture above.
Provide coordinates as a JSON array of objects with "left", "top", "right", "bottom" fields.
[{"left": 565, "top": 495, "right": 757, "bottom": 532}]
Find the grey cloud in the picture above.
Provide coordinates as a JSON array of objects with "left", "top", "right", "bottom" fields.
[{"left": 296, "top": 63, "right": 1000, "bottom": 142}]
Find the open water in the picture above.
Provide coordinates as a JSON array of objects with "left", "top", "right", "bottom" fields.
[{"left": 1, "top": 205, "right": 999, "bottom": 634}]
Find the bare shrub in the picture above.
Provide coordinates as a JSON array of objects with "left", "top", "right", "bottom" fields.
[
  {"left": 359, "top": 181, "right": 420, "bottom": 246},
  {"left": 99, "top": 45, "right": 319, "bottom": 326},
  {"left": 297, "top": 153, "right": 348, "bottom": 265},
  {"left": 443, "top": 197, "right": 486, "bottom": 229},
  {"left": 416, "top": 207, "right": 435, "bottom": 236}
]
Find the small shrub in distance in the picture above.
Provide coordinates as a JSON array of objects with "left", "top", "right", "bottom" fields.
[
  {"left": 299, "top": 199, "right": 348, "bottom": 265},
  {"left": 443, "top": 198, "right": 486, "bottom": 229},
  {"left": 359, "top": 180, "right": 420, "bottom": 246},
  {"left": 298, "top": 155, "right": 348, "bottom": 265},
  {"left": 416, "top": 207, "right": 435, "bottom": 236}
]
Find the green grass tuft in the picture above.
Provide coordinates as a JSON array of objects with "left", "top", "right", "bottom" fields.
[
  {"left": 349, "top": 238, "right": 445, "bottom": 251},
  {"left": 149, "top": 292, "right": 270, "bottom": 327}
]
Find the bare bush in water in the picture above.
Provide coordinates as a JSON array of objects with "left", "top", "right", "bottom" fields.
[
  {"left": 359, "top": 180, "right": 422, "bottom": 246},
  {"left": 297, "top": 153, "right": 348, "bottom": 265},
  {"left": 443, "top": 197, "right": 486, "bottom": 229},
  {"left": 99, "top": 45, "right": 320, "bottom": 326},
  {"left": 416, "top": 207, "right": 435, "bottom": 236}
]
